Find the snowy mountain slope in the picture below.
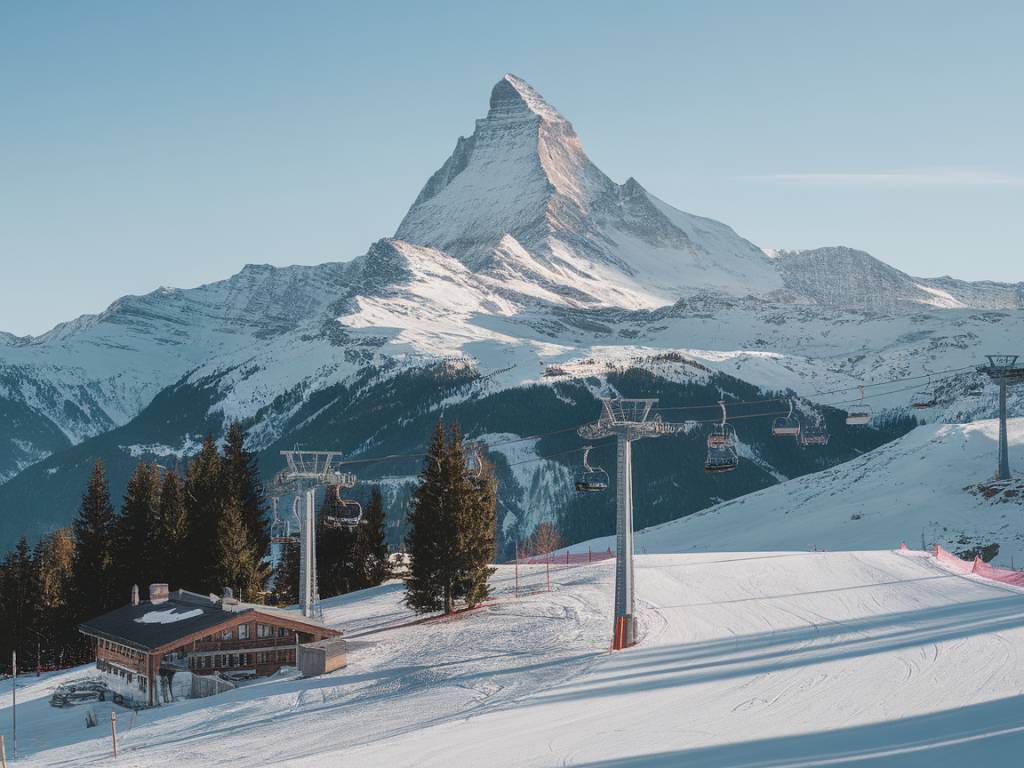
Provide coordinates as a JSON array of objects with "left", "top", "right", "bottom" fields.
[
  {"left": 773, "top": 246, "right": 1024, "bottom": 313},
  {"left": 13, "top": 550, "right": 1024, "bottom": 766},
  {"left": 572, "top": 418, "right": 1024, "bottom": 567}
]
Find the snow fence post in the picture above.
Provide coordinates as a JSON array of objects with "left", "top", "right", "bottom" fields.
[
  {"left": 111, "top": 711, "right": 118, "bottom": 758},
  {"left": 1, "top": 734, "right": 7, "bottom": 768},
  {"left": 514, "top": 542, "right": 519, "bottom": 598}
]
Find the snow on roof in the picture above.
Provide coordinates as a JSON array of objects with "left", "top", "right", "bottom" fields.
[{"left": 133, "top": 607, "right": 204, "bottom": 624}]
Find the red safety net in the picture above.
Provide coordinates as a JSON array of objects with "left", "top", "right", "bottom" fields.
[
  {"left": 931, "top": 544, "right": 974, "bottom": 574},
  {"left": 926, "top": 544, "right": 1024, "bottom": 586},
  {"left": 519, "top": 549, "right": 615, "bottom": 566}
]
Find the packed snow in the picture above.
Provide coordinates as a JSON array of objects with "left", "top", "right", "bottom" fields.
[
  {"left": 8, "top": 550, "right": 1024, "bottom": 766},
  {"left": 133, "top": 608, "right": 204, "bottom": 624}
]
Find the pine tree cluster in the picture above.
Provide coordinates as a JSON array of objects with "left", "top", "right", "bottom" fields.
[
  {"left": 0, "top": 420, "right": 398, "bottom": 671},
  {"left": 404, "top": 421, "right": 497, "bottom": 614},
  {"left": 0, "top": 422, "right": 271, "bottom": 670}
]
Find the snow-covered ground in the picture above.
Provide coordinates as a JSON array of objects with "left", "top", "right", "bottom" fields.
[
  {"left": 573, "top": 418, "right": 1024, "bottom": 567},
  {"left": 7, "top": 549, "right": 1024, "bottom": 766}
]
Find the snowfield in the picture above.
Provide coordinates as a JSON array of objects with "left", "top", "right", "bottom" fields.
[{"left": 8, "top": 549, "right": 1024, "bottom": 766}]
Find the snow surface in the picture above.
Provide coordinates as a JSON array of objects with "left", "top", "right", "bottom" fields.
[
  {"left": 133, "top": 608, "right": 203, "bottom": 624},
  {"left": 9, "top": 551, "right": 1024, "bottom": 766}
]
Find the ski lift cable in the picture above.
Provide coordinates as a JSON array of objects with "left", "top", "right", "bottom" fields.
[{"left": 320, "top": 365, "right": 976, "bottom": 470}]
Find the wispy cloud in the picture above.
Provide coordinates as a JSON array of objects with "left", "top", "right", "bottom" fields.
[{"left": 743, "top": 167, "right": 1024, "bottom": 189}]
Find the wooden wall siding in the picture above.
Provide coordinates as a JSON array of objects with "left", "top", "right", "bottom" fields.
[{"left": 97, "top": 642, "right": 147, "bottom": 674}]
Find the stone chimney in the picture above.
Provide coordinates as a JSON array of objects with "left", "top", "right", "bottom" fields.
[
  {"left": 131, "top": 584, "right": 140, "bottom": 606},
  {"left": 149, "top": 583, "right": 169, "bottom": 605},
  {"left": 219, "top": 586, "right": 241, "bottom": 611}
]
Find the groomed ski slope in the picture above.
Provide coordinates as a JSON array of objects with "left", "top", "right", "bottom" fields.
[{"left": 9, "top": 549, "right": 1024, "bottom": 766}]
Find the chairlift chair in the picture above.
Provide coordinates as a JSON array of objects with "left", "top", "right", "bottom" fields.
[
  {"left": 575, "top": 446, "right": 610, "bottom": 492},
  {"left": 799, "top": 420, "right": 830, "bottom": 446},
  {"left": 845, "top": 385, "right": 873, "bottom": 426},
  {"left": 323, "top": 485, "right": 363, "bottom": 528},
  {"left": 704, "top": 401, "right": 739, "bottom": 473},
  {"left": 269, "top": 497, "right": 300, "bottom": 544},
  {"left": 466, "top": 442, "right": 484, "bottom": 479},
  {"left": 771, "top": 399, "right": 801, "bottom": 438},
  {"left": 911, "top": 376, "right": 937, "bottom": 410}
]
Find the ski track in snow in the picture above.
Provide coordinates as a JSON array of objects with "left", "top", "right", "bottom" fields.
[{"left": 9, "top": 550, "right": 1024, "bottom": 766}]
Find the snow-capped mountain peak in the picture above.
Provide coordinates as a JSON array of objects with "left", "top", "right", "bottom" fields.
[{"left": 395, "top": 74, "right": 780, "bottom": 306}]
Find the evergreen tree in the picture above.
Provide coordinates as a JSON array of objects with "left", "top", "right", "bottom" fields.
[
  {"left": 317, "top": 488, "right": 359, "bottom": 597},
  {"left": 72, "top": 460, "right": 121, "bottom": 618},
  {"left": 152, "top": 466, "right": 190, "bottom": 587},
  {"left": 404, "top": 422, "right": 453, "bottom": 613},
  {"left": 185, "top": 435, "right": 225, "bottom": 592},
  {"left": 214, "top": 498, "right": 268, "bottom": 602},
  {"left": 272, "top": 541, "right": 301, "bottom": 606},
  {"left": 115, "top": 462, "right": 161, "bottom": 592},
  {"left": 0, "top": 538, "right": 38, "bottom": 670},
  {"left": 222, "top": 422, "right": 270, "bottom": 560},
  {"left": 34, "top": 529, "right": 82, "bottom": 667},
  {"left": 457, "top": 443, "right": 497, "bottom": 608},
  {"left": 353, "top": 486, "right": 391, "bottom": 589},
  {"left": 405, "top": 422, "right": 471, "bottom": 614}
]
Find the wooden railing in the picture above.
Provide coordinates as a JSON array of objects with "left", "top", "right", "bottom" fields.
[{"left": 193, "top": 636, "right": 296, "bottom": 653}]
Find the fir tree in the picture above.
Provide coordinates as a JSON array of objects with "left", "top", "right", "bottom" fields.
[
  {"left": 115, "top": 462, "right": 161, "bottom": 592},
  {"left": 353, "top": 486, "right": 391, "bottom": 589},
  {"left": 404, "top": 422, "right": 453, "bottom": 613},
  {"left": 0, "top": 538, "right": 38, "bottom": 669},
  {"left": 185, "top": 435, "right": 225, "bottom": 592},
  {"left": 72, "top": 460, "right": 121, "bottom": 618},
  {"left": 33, "top": 529, "right": 82, "bottom": 667},
  {"left": 272, "top": 541, "right": 301, "bottom": 606},
  {"left": 222, "top": 422, "right": 270, "bottom": 560},
  {"left": 405, "top": 421, "right": 470, "bottom": 614},
  {"left": 317, "top": 488, "right": 359, "bottom": 597},
  {"left": 456, "top": 442, "right": 497, "bottom": 608},
  {"left": 152, "top": 466, "right": 190, "bottom": 587},
  {"left": 214, "top": 498, "right": 268, "bottom": 602}
]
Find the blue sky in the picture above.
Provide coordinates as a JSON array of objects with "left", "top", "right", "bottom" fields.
[{"left": 2, "top": 1, "right": 1022, "bottom": 336}]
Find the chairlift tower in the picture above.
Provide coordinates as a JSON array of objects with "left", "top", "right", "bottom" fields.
[
  {"left": 579, "top": 398, "right": 687, "bottom": 649},
  {"left": 271, "top": 450, "right": 356, "bottom": 618},
  {"left": 977, "top": 355, "right": 1024, "bottom": 480}
]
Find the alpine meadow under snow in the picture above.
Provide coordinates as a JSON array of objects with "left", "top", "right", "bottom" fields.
[{"left": 3, "top": 72, "right": 1024, "bottom": 766}]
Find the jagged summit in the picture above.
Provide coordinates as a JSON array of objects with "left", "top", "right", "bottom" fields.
[
  {"left": 489, "top": 74, "right": 568, "bottom": 125},
  {"left": 395, "top": 74, "right": 780, "bottom": 307}
]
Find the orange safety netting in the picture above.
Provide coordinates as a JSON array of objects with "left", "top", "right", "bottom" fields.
[{"left": 926, "top": 544, "right": 1024, "bottom": 586}]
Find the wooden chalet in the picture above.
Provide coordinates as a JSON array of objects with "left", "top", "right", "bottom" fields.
[{"left": 79, "top": 583, "right": 340, "bottom": 707}]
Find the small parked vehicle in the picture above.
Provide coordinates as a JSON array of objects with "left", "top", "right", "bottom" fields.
[{"left": 50, "top": 681, "right": 110, "bottom": 707}]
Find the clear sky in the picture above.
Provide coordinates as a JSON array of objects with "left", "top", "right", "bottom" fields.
[{"left": 2, "top": 1, "right": 1022, "bottom": 336}]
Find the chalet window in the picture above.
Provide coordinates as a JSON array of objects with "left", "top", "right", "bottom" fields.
[
  {"left": 257, "top": 624, "right": 271, "bottom": 638},
  {"left": 221, "top": 629, "right": 233, "bottom": 641},
  {"left": 238, "top": 624, "right": 250, "bottom": 640},
  {"left": 278, "top": 627, "right": 287, "bottom": 638}
]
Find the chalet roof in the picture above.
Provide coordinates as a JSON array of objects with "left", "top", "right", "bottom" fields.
[{"left": 79, "top": 589, "right": 337, "bottom": 653}]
